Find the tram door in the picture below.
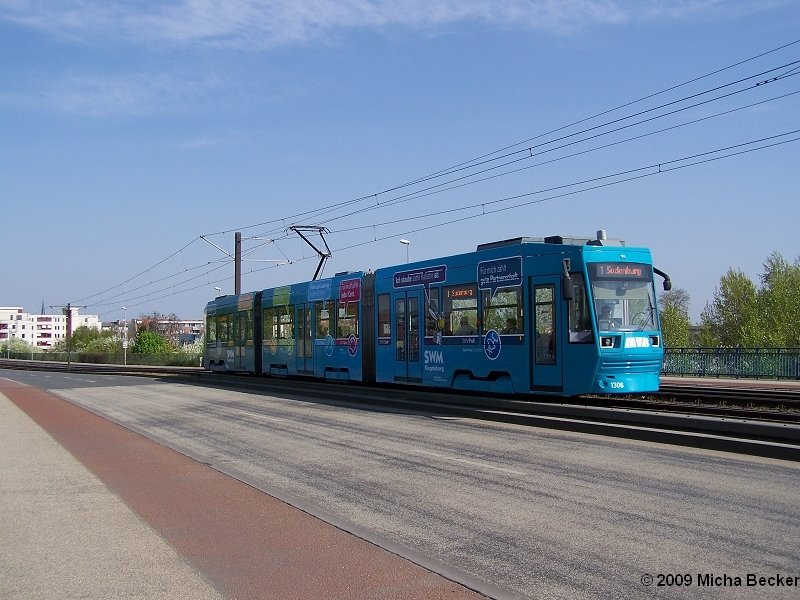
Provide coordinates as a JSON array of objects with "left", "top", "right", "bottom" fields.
[
  {"left": 530, "top": 277, "right": 563, "bottom": 391},
  {"left": 296, "top": 304, "right": 313, "bottom": 374},
  {"left": 393, "top": 291, "right": 423, "bottom": 381},
  {"left": 233, "top": 311, "right": 249, "bottom": 370}
]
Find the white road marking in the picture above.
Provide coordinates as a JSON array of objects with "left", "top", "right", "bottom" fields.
[
  {"left": 235, "top": 410, "right": 284, "bottom": 423},
  {"left": 409, "top": 448, "right": 526, "bottom": 476}
]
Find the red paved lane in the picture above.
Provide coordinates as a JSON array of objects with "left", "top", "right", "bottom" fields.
[{"left": 4, "top": 381, "right": 489, "bottom": 600}]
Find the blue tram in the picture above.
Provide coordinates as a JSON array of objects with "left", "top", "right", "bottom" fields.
[
  {"left": 204, "top": 233, "right": 671, "bottom": 396},
  {"left": 205, "top": 271, "right": 371, "bottom": 381}
]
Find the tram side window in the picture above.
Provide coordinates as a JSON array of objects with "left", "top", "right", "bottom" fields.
[
  {"left": 263, "top": 307, "right": 277, "bottom": 341},
  {"left": 482, "top": 287, "right": 523, "bottom": 335},
  {"left": 534, "top": 286, "right": 556, "bottom": 365},
  {"left": 218, "top": 315, "right": 230, "bottom": 344},
  {"left": 408, "top": 296, "right": 420, "bottom": 362},
  {"left": 239, "top": 310, "right": 253, "bottom": 345},
  {"left": 337, "top": 300, "right": 359, "bottom": 338},
  {"left": 278, "top": 304, "right": 294, "bottom": 340},
  {"left": 315, "top": 300, "right": 335, "bottom": 338},
  {"left": 299, "top": 307, "right": 312, "bottom": 358},
  {"left": 443, "top": 284, "right": 478, "bottom": 336},
  {"left": 377, "top": 294, "right": 390, "bottom": 338},
  {"left": 395, "top": 297, "right": 406, "bottom": 361},
  {"left": 207, "top": 316, "right": 216, "bottom": 343},
  {"left": 425, "top": 288, "right": 441, "bottom": 338},
  {"left": 245, "top": 310, "right": 254, "bottom": 344},
  {"left": 568, "top": 276, "right": 593, "bottom": 343}
]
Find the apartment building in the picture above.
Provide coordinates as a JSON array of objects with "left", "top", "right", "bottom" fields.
[{"left": 0, "top": 306, "right": 101, "bottom": 349}]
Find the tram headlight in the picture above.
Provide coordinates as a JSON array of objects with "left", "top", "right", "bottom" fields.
[{"left": 600, "top": 336, "right": 615, "bottom": 348}]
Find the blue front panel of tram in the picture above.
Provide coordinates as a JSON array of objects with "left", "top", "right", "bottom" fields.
[{"left": 584, "top": 247, "right": 664, "bottom": 394}]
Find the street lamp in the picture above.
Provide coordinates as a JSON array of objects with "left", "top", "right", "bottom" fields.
[
  {"left": 121, "top": 306, "right": 127, "bottom": 366},
  {"left": 214, "top": 286, "right": 221, "bottom": 296},
  {"left": 400, "top": 239, "right": 411, "bottom": 264}
]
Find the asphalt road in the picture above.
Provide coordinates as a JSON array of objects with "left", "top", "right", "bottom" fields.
[{"left": 4, "top": 369, "right": 799, "bottom": 599}]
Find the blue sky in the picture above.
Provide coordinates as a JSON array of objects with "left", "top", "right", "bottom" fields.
[{"left": 2, "top": 1, "right": 798, "bottom": 324}]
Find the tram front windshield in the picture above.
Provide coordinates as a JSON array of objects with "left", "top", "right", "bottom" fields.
[{"left": 589, "top": 262, "right": 658, "bottom": 331}]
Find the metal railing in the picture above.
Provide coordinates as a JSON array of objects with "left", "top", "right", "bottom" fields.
[
  {"left": 1, "top": 351, "right": 201, "bottom": 367},
  {"left": 663, "top": 348, "right": 800, "bottom": 380}
]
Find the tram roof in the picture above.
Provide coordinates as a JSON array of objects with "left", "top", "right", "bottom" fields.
[{"left": 476, "top": 233, "right": 625, "bottom": 252}]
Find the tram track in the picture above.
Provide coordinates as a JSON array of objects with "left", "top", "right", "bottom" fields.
[
  {"left": 2, "top": 358, "right": 799, "bottom": 460},
  {"left": 595, "top": 388, "right": 800, "bottom": 423},
  {"left": 659, "top": 381, "right": 800, "bottom": 404},
  {"left": 622, "top": 399, "right": 799, "bottom": 423}
]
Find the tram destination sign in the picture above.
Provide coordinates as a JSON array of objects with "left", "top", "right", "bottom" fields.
[
  {"left": 478, "top": 256, "right": 522, "bottom": 297},
  {"left": 593, "top": 263, "right": 651, "bottom": 280}
]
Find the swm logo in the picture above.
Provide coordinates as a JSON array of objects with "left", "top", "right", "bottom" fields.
[{"left": 424, "top": 350, "right": 444, "bottom": 365}]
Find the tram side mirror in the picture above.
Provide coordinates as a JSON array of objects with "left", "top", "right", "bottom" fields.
[{"left": 653, "top": 267, "right": 672, "bottom": 291}]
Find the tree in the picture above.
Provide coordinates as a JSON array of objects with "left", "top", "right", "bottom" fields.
[
  {"left": 659, "top": 289, "right": 691, "bottom": 348},
  {"left": 756, "top": 252, "right": 800, "bottom": 347},
  {"left": 700, "top": 269, "right": 758, "bottom": 346},
  {"left": 136, "top": 312, "right": 180, "bottom": 348},
  {"left": 1, "top": 338, "right": 36, "bottom": 356},
  {"left": 131, "top": 330, "right": 173, "bottom": 355},
  {"left": 73, "top": 325, "right": 115, "bottom": 350},
  {"left": 699, "top": 252, "right": 800, "bottom": 347},
  {"left": 50, "top": 325, "right": 114, "bottom": 352},
  {"left": 176, "top": 334, "right": 204, "bottom": 366}
]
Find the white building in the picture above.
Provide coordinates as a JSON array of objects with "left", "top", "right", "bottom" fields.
[
  {"left": 129, "top": 317, "right": 204, "bottom": 346},
  {"left": 0, "top": 306, "right": 102, "bottom": 349}
]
